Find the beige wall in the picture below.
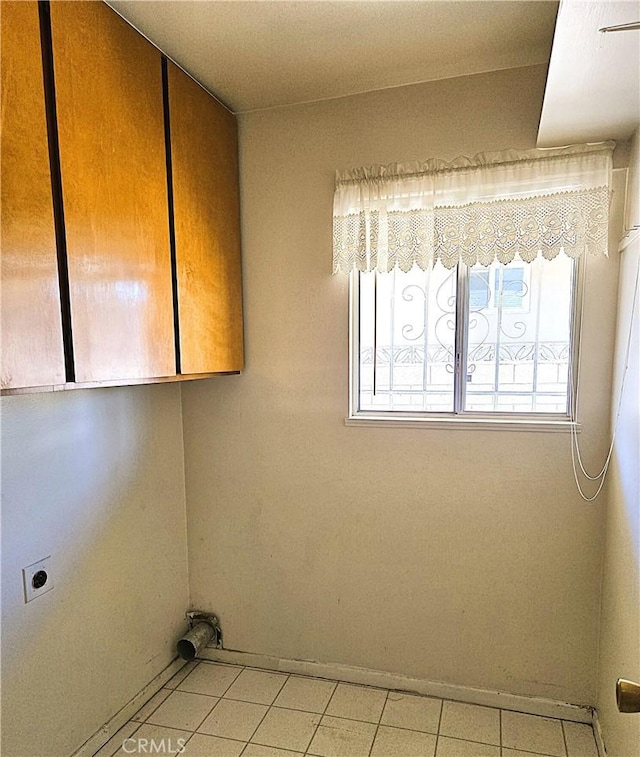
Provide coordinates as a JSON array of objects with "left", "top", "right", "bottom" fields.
[
  {"left": 596, "top": 129, "right": 640, "bottom": 757},
  {"left": 0, "top": 65, "right": 629, "bottom": 757},
  {"left": 181, "top": 65, "right": 620, "bottom": 706},
  {"left": 0, "top": 384, "right": 189, "bottom": 757}
]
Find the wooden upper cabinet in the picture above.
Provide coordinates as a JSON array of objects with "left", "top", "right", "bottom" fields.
[
  {"left": 49, "top": 1, "right": 175, "bottom": 382},
  {"left": 166, "top": 61, "right": 245, "bottom": 374},
  {"left": 1, "top": 1, "right": 66, "bottom": 389}
]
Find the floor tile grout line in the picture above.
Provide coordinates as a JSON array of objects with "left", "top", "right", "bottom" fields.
[
  {"left": 502, "top": 748, "right": 566, "bottom": 757},
  {"left": 320, "top": 678, "right": 341, "bottom": 717},
  {"left": 191, "top": 731, "right": 253, "bottom": 747},
  {"left": 303, "top": 676, "right": 339, "bottom": 753},
  {"left": 213, "top": 664, "right": 248, "bottom": 699},
  {"left": 177, "top": 731, "right": 197, "bottom": 754},
  {"left": 433, "top": 695, "right": 445, "bottom": 757},
  {"left": 176, "top": 661, "right": 245, "bottom": 698},
  {"left": 321, "top": 681, "right": 392, "bottom": 724},
  {"left": 108, "top": 721, "right": 191, "bottom": 757},
  {"left": 435, "top": 700, "right": 502, "bottom": 747},
  {"left": 232, "top": 663, "right": 293, "bottom": 677},
  {"left": 434, "top": 734, "right": 506, "bottom": 749},
  {"left": 273, "top": 673, "right": 338, "bottom": 710},
  {"left": 249, "top": 695, "right": 338, "bottom": 753},
  {"left": 220, "top": 668, "right": 291, "bottom": 707},
  {"left": 133, "top": 688, "right": 173, "bottom": 724},
  {"left": 191, "top": 686, "right": 247, "bottom": 739},
  {"left": 501, "top": 708, "right": 571, "bottom": 757},
  {"left": 143, "top": 689, "right": 222, "bottom": 728},
  {"left": 560, "top": 719, "right": 569, "bottom": 757},
  {"left": 366, "top": 688, "right": 390, "bottom": 757},
  {"left": 106, "top": 720, "right": 144, "bottom": 757},
  {"left": 251, "top": 727, "right": 323, "bottom": 754},
  {"left": 164, "top": 659, "right": 200, "bottom": 691},
  {"left": 146, "top": 688, "right": 370, "bottom": 737},
  {"left": 179, "top": 659, "right": 201, "bottom": 677},
  {"left": 224, "top": 666, "right": 248, "bottom": 697},
  {"left": 369, "top": 721, "right": 439, "bottom": 738},
  {"left": 274, "top": 708, "right": 390, "bottom": 727},
  {"left": 242, "top": 673, "right": 292, "bottom": 749},
  {"left": 230, "top": 701, "right": 272, "bottom": 750},
  {"left": 190, "top": 691, "right": 224, "bottom": 735},
  {"left": 199, "top": 658, "right": 246, "bottom": 669}
]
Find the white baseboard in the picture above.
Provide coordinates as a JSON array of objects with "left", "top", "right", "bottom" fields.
[
  {"left": 70, "top": 657, "right": 187, "bottom": 757},
  {"left": 199, "top": 647, "right": 593, "bottom": 724},
  {"left": 591, "top": 709, "right": 608, "bottom": 757}
]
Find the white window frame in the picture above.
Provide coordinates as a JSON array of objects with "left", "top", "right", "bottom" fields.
[{"left": 347, "top": 259, "right": 584, "bottom": 432}]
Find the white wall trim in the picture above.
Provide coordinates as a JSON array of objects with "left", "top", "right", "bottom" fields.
[
  {"left": 618, "top": 225, "right": 640, "bottom": 253},
  {"left": 345, "top": 416, "right": 580, "bottom": 433},
  {"left": 70, "top": 658, "right": 187, "bottom": 757},
  {"left": 591, "top": 709, "right": 608, "bottom": 757},
  {"left": 199, "top": 647, "right": 593, "bottom": 724}
]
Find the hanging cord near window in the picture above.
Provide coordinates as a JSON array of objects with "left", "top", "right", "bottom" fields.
[
  {"left": 570, "top": 254, "right": 640, "bottom": 501},
  {"left": 373, "top": 269, "right": 378, "bottom": 396}
]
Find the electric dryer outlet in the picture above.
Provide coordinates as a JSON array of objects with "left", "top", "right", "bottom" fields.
[{"left": 22, "top": 556, "right": 54, "bottom": 603}]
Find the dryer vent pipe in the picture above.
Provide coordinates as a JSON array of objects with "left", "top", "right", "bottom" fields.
[{"left": 177, "top": 613, "right": 221, "bottom": 661}]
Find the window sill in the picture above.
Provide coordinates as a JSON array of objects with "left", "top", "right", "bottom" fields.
[{"left": 345, "top": 413, "right": 580, "bottom": 433}]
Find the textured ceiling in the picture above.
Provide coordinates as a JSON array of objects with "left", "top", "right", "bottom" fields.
[{"left": 107, "top": 1, "right": 558, "bottom": 113}]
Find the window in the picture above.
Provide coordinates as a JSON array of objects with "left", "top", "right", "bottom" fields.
[
  {"left": 352, "top": 255, "right": 578, "bottom": 421},
  {"left": 334, "top": 143, "right": 613, "bottom": 427}
]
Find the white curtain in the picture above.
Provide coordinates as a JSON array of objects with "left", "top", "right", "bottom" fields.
[{"left": 332, "top": 142, "right": 614, "bottom": 274}]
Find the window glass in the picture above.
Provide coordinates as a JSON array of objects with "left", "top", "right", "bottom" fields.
[
  {"left": 465, "top": 257, "right": 573, "bottom": 413},
  {"left": 355, "top": 257, "right": 576, "bottom": 418},
  {"left": 469, "top": 270, "right": 490, "bottom": 310},
  {"left": 359, "top": 265, "right": 455, "bottom": 412}
]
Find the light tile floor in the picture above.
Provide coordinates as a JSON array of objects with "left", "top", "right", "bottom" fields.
[{"left": 94, "top": 661, "right": 599, "bottom": 757}]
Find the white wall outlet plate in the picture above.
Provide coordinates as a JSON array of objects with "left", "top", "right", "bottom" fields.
[{"left": 22, "top": 556, "right": 54, "bottom": 603}]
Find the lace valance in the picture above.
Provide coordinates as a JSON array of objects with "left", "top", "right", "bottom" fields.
[{"left": 332, "top": 143, "right": 614, "bottom": 273}]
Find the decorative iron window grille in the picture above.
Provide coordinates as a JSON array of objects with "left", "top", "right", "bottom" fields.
[{"left": 350, "top": 255, "right": 579, "bottom": 419}]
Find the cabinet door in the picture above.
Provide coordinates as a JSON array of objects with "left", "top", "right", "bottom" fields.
[
  {"left": 1, "top": 1, "right": 65, "bottom": 389},
  {"left": 49, "top": 1, "right": 175, "bottom": 382},
  {"left": 167, "top": 61, "right": 245, "bottom": 374}
]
